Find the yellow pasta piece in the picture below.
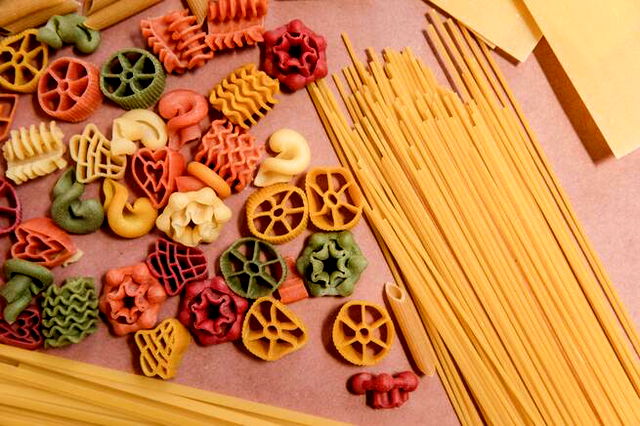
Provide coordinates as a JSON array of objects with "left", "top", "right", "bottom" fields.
[
  {"left": 3, "top": 121, "right": 67, "bottom": 185},
  {"left": 134, "top": 318, "right": 191, "bottom": 380},
  {"left": 102, "top": 179, "right": 158, "bottom": 239},
  {"left": 0, "top": 30, "right": 49, "bottom": 93},
  {"left": 186, "top": 0, "right": 208, "bottom": 24},
  {"left": 2, "top": 1, "right": 78, "bottom": 34},
  {"left": 254, "top": 128, "right": 311, "bottom": 187},
  {"left": 156, "top": 187, "right": 232, "bottom": 247},
  {"left": 111, "top": 109, "right": 168, "bottom": 156},
  {"left": 69, "top": 123, "right": 127, "bottom": 183},
  {"left": 0, "top": 0, "right": 64, "bottom": 28},
  {"left": 209, "top": 63, "right": 279, "bottom": 129},
  {"left": 84, "top": 0, "right": 119, "bottom": 15},
  {"left": 84, "top": 0, "right": 163, "bottom": 30}
]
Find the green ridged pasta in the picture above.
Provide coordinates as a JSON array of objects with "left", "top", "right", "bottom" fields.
[{"left": 41, "top": 277, "right": 99, "bottom": 348}]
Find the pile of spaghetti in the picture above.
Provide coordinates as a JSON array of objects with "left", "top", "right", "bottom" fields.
[{"left": 308, "top": 14, "right": 640, "bottom": 425}]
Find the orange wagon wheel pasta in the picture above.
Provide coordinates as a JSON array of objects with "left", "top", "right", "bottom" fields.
[
  {"left": 245, "top": 183, "right": 309, "bottom": 244},
  {"left": 37, "top": 57, "right": 103, "bottom": 122},
  {"left": 0, "top": 29, "right": 49, "bottom": 93},
  {"left": 305, "top": 166, "right": 364, "bottom": 231}
]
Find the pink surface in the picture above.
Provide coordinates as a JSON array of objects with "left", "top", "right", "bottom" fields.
[{"left": 1, "top": 0, "right": 639, "bottom": 425}]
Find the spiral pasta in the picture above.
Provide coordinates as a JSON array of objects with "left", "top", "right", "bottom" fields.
[
  {"left": 3, "top": 122, "right": 67, "bottom": 185},
  {"left": 209, "top": 63, "right": 279, "bottom": 129}
]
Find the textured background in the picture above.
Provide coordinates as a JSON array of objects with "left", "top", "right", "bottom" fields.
[{"left": 2, "top": 0, "right": 639, "bottom": 425}]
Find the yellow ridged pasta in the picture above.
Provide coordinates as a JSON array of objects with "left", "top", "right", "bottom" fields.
[
  {"left": 84, "top": 0, "right": 163, "bottom": 30},
  {"left": 2, "top": 0, "right": 78, "bottom": 34},
  {"left": 84, "top": 0, "right": 119, "bottom": 15},
  {"left": 186, "top": 0, "right": 208, "bottom": 24},
  {"left": 0, "top": 0, "right": 64, "bottom": 27}
]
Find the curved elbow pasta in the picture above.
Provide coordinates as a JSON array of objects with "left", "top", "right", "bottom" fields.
[
  {"left": 69, "top": 123, "right": 126, "bottom": 183},
  {"left": 102, "top": 179, "right": 158, "bottom": 239},
  {"left": 111, "top": 109, "right": 168, "bottom": 156},
  {"left": 156, "top": 188, "right": 232, "bottom": 247},
  {"left": 254, "top": 128, "right": 311, "bottom": 187},
  {"left": 158, "top": 89, "right": 208, "bottom": 149},
  {"left": 3, "top": 122, "right": 67, "bottom": 185}
]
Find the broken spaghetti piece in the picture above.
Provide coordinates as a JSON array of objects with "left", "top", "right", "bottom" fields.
[
  {"left": 206, "top": 0, "right": 267, "bottom": 52},
  {"left": 3, "top": 121, "right": 67, "bottom": 185},
  {"left": 135, "top": 318, "right": 191, "bottom": 380},
  {"left": 209, "top": 63, "right": 278, "bottom": 129}
]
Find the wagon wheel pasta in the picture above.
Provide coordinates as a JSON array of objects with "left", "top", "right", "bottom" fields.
[{"left": 0, "top": 30, "right": 49, "bottom": 93}]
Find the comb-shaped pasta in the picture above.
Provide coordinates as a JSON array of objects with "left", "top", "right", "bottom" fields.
[
  {"left": 206, "top": 0, "right": 267, "bottom": 52},
  {"left": 3, "top": 121, "right": 67, "bottom": 185},
  {"left": 140, "top": 10, "right": 212, "bottom": 75},
  {"left": 209, "top": 63, "right": 278, "bottom": 129}
]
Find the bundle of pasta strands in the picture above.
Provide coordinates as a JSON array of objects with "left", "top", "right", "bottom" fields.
[
  {"left": 0, "top": 344, "right": 349, "bottom": 426},
  {"left": 307, "top": 21, "right": 640, "bottom": 424}
]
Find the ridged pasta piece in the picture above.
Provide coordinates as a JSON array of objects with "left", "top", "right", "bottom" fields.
[
  {"left": 3, "top": 122, "right": 67, "bottom": 185},
  {"left": 140, "top": 10, "right": 212, "bottom": 75},
  {"left": 206, "top": 0, "right": 268, "bottom": 52},
  {"left": 209, "top": 63, "right": 279, "bottom": 129}
]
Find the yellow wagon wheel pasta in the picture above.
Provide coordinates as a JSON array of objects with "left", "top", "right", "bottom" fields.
[
  {"left": 305, "top": 166, "right": 363, "bottom": 231},
  {"left": 332, "top": 300, "right": 394, "bottom": 366},
  {"left": 245, "top": 183, "right": 308, "bottom": 244}
]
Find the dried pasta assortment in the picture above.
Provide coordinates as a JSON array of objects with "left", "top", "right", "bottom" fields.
[{"left": 0, "top": 2, "right": 437, "bottom": 423}]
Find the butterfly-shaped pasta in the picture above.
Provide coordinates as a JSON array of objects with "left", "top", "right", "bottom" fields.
[
  {"left": 3, "top": 121, "right": 67, "bottom": 185},
  {"left": 69, "top": 123, "right": 126, "bottom": 183}
]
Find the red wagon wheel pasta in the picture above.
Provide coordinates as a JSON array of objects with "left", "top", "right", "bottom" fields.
[{"left": 37, "top": 57, "right": 102, "bottom": 122}]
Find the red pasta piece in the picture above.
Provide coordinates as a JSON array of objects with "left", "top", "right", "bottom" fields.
[
  {"left": 141, "top": 10, "right": 213, "bottom": 75},
  {"left": 0, "top": 304, "right": 43, "bottom": 350},
  {"left": 146, "top": 238, "right": 208, "bottom": 297},
  {"left": 261, "top": 19, "right": 328, "bottom": 91},
  {"left": 131, "top": 147, "right": 186, "bottom": 209},
  {"left": 158, "top": 89, "right": 208, "bottom": 150},
  {"left": 0, "top": 94, "right": 18, "bottom": 142},
  {"left": 0, "top": 177, "right": 21, "bottom": 237},
  {"left": 177, "top": 276, "right": 249, "bottom": 345},
  {"left": 37, "top": 57, "right": 102, "bottom": 122},
  {"left": 99, "top": 263, "right": 167, "bottom": 336},
  {"left": 10, "top": 217, "right": 78, "bottom": 268},
  {"left": 194, "top": 119, "right": 262, "bottom": 192},
  {"left": 175, "top": 176, "right": 206, "bottom": 192},
  {"left": 349, "top": 371, "right": 419, "bottom": 409},
  {"left": 276, "top": 257, "right": 308, "bottom": 304},
  {"left": 206, "top": 0, "right": 267, "bottom": 52}
]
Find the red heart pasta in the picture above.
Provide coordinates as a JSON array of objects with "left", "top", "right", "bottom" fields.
[
  {"left": 177, "top": 277, "right": 249, "bottom": 345},
  {"left": 145, "top": 238, "right": 208, "bottom": 296},
  {"left": 37, "top": 57, "right": 103, "bottom": 122},
  {"left": 0, "top": 304, "right": 43, "bottom": 350},
  {"left": 131, "top": 147, "right": 186, "bottom": 209},
  {"left": 158, "top": 89, "right": 208, "bottom": 150},
  {"left": 10, "top": 217, "right": 78, "bottom": 268},
  {"left": 0, "top": 177, "right": 21, "bottom": 237}
]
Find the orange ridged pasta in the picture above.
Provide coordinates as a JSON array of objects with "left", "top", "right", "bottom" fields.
[{"left": 206, "top": 0, "right": 267, "bottom": 51}]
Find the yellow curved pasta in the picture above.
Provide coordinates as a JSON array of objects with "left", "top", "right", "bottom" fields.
[
  {"left": 103, "top": 179, "right": 157, "bottom": 239},
  {"left": 69, "top": 123, "right": 126, "bottom": 183},
  {"left": 254, "top": 128, "right": 311, "bottom": 187},
  {"left": 3, "top": 121, "right": 67, "bottom": 185},
  {"left": 156, "top": 187, "right": 232, "bottom": 247},
  {"left": 209, "top": 63, "right": 279, "bottom": 129},
  {"left": 111, "top": 109, "right": 168, "bottom": 156}
]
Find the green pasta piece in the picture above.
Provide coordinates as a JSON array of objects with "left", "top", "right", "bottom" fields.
[
  {"left": 296, "top": 231, "right": 368, "bottom": 297},
  {"left": 100, "top": 48, "right": 166, "bottom": 110},
  {"left": 37, "top": 14, "right": 101, "bottom": 54},
  {"left": 41, "top": 277, "right": 99, "bottom": 348},
  {"left": 0, "top": 259, "right": 53, "bottom": 324},
  {"left": 51, "top": 168, "right": 104, "bottom": 234}
]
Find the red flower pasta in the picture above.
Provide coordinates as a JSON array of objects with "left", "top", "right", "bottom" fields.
[{"left": 37, "top": 57, "right": 102, "bottom": 122}]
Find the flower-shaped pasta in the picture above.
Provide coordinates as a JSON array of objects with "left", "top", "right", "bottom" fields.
[
  {"left": 69, "top": 123, "right": 126, "bottom": 183},
  {"left": 135, "top": 318, "right": 191, "bottom": 380},
  {"left": 11, "top": 217, "right": 79, "bottom": 268},
  {"left": 296, "top": 231, "right": 368, "bottom": 297},
  {"left": 261, "top": 19, "right": 327, "bottom": 91},
  {"left": 220, "top": 238, "right": 286, "bottom": 299},
  {"left": 254, "top": 128, "right": 311, "bottom": 187},
  {"left": 99, "top": 263, "right": 167, "bottom": 336},
  {"left": 156, "top": 187, "right": 232, "bottom": 247},
  {"left": 0, "top": 29, "right": 49, "bottom": 93},
  {"left": 37, "top": 57, "right": 102, "bottom": 122},
  {"left": 245, "top": 183, "right": 309, "bottom": 244},
  {"left": 111, "top": 109, "right": 168, "bottom": 155},
  {"left": 332, "top": 300, "right": 395, "bottom": 366},
  {"left": 146, "top": 238, "right": 208, "bottom": 296},
  {"left": 177, "top": 277, "right": 249, "bottom": 345},
  {"left": 100, "top": 48, "right": 166, "bottom": 110},
  {"left": 305, "top": 167, "right": 364, "bottom": 231},
  {"left": 349, "top": 371, "right": 419, "bottom": 409},
  {"left": 242, "top": 296, "right": 307, "bottom": 361},
  {"left": 0, "top": 304, "right": 43, "bottom": 350}
]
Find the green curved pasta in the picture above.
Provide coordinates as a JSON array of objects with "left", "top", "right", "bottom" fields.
[
  {"left": 37, "top": 14, "right": 101, "bottom": 54},
  {"left": 0, "top": 259, "right": 53, "bottom": 324},
  {"left": 41, "top": 277, "right": 99, "bottom": 348},
  {"left": 296, "top": 231, "right": 368, "bottom": 297},
  {"left": 51, "top": 168, "right": 104, "bottom": 234}
]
